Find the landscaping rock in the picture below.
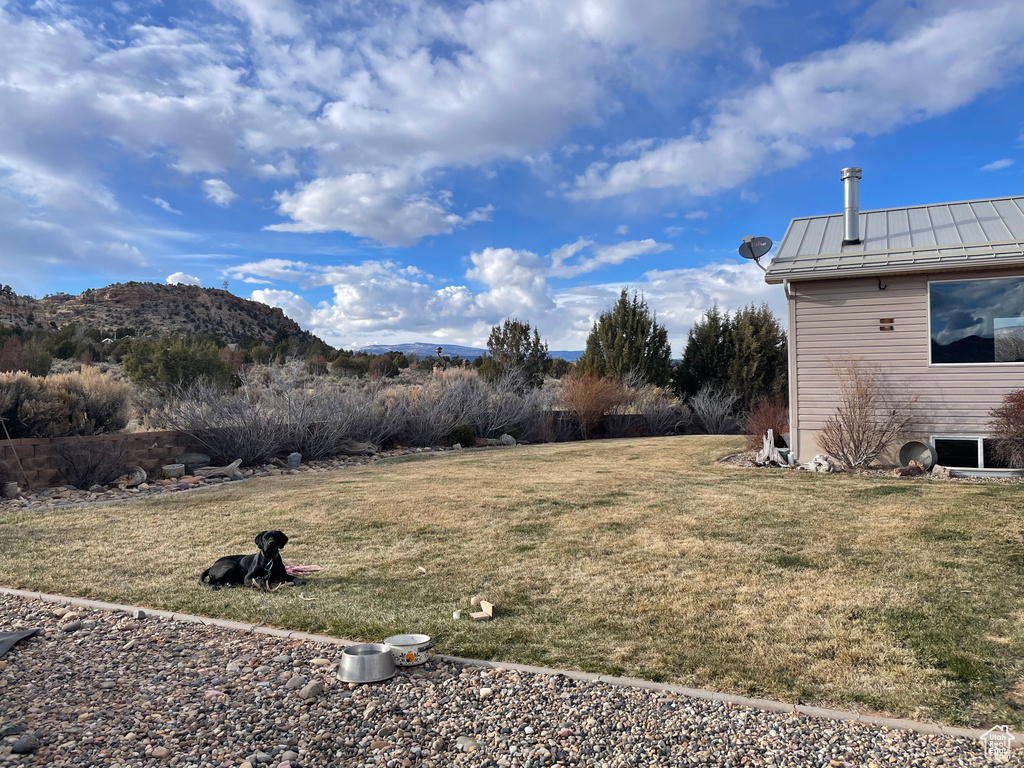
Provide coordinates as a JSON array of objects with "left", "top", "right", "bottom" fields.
[
  {"left": 3, "top": 482, "right": 19, "bottom": 499},
  {"left": 176, "top": 452, "right": 211, "bottom": 474},
  {"left": 12, "top": 734, "right": 40, "bottom": 754},
  {"left": 499, "top": 433, "right": 516, "bottom": 446},
  {"left": 114, "top": 465, "right": 147, "bottom": 488},
  {"left": 931, "top": 464, "right": 952, "bottom": 480},
  {"left": 287, "top": 452, "right": 302, "bottom": 470},
  {"left": 0, "top": 574, "right": 1005, "bottom": 768},
  {"left": 298, "top": 680, "right": 324, "bottom": 699},
  {"left": 338, "top": 441, "right": 376, "bottom": 456}
]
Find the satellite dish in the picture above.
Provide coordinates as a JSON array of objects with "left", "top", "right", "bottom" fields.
[
  {"left": 738, "top": 236, "right": 772, "bottom": 261},
  {"left": 739, "top": 236, "right": 772, "bottom": 273}
]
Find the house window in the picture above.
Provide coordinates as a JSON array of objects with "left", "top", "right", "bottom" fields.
[
  {"left": 929, "top": 276, "right": 1024, "bottom": 364},
  {"left": 932, "top": 436, "right": 1012, "bottom": 469}
]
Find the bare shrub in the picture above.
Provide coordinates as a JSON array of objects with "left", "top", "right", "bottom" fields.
[
  {"left": 988, "top": 388, "right": 1024, "bottom": 468},
  {"left": 631, "top": 385, "right": 687, "bottom": 436},
  {"left": 53, "top": 440, "right": 131, "bottom": 489},
  {"left": 472, "top": 368, "right": 552, "bottom": 440},
  {"left": 744, "top": 396, "right": 789, "bottom": 449},
  {"left": 690, "top": 384, "right": 742, "bottom": 434},
  {"left": 397, "top": 368, "right": 483, "bottom": 447},
  {"left": 818, "top": 356, "right": 917, "bottom": 471},
  {"left": 558, "top": 373, "right": 629, "bottom": 439},
  {"left": 153, "top": 381, "right": 286, "bottom": 466}
]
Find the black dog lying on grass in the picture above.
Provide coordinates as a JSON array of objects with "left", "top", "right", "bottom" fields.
[{"left": 198, "top": 530, "right": 305, "bottom": 592}]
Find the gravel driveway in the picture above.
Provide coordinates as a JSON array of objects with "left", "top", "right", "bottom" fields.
[{"left": 0, "top": 594, "right": 1006, "bottom": 767}]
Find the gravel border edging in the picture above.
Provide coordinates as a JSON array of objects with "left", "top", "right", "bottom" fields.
[{"left": 1, "top": 586, "right": 1017, "bottom": 751}]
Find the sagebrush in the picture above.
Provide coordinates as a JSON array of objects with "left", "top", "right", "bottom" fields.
[
  {"left": 0, "top": 368, "right": 131, "bottom": 438},
  {"left": 154, "top": 363, "right": 553, "bottom": 464}
]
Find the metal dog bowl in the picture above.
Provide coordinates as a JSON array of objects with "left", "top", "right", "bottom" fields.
[{"left": 337, "top": 643, "right": 396, "bottom": 684}]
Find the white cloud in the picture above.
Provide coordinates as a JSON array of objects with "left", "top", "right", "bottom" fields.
[
  {"left": 267, "top": 171, "right": 493, "bottom": 246},
  {"left": 226, "top": 236, "right": 749, "bottom": 350},
  {"left": 684, "top": 210, "right": 709, "bottom": 220},
  {"left": 550, "top": 238, "right": 672, "bottom": 278},
  {"left": 664, "top": 226, "right": 685, "bottom": 238},
  {"left": 201, "top": 179, "right": 238, "bottom": 207},
  {"left": 615, "top": 224, "right": 630, "bottom": 234},
  {"left": 981, "top": 158, "right": 1014, "bottom": 171},
  {"left": 571, "top": 1, "right": 1024, "bottom": 199},
  {"left": 166, "top": 272, "right": 201, "bottom": 285},
  {"left": 251, "top": 156, "right": 298, "bottom": 180},
  {"left": 215, "top": 0, "right": 304, "bottom": 37},
  {"left": 251, "top": 288, "right": 313, "bottom": 324},
  {"left": 147, "top": 197, "right": 182, "bottom": 215}
]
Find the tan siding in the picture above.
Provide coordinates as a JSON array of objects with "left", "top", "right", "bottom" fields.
[{"left": 791, "top": 267, "right": 1024, "bottom": 462}]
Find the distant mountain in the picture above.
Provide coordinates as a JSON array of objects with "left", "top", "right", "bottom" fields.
[
  {"left": 549, "top": 350, "right": 584, "bottom": 362},
  {"left": 0, "top": 282, "right": 321, "bottom": 348},
  {"left": 931, "top": 335, "right": 994, "bottom": 364},
  {"left": 357, "top": 342, "right": 583, "bottom": 362},
  {"left": 357, "top": 342, "right": 486, "bottom": 359}
]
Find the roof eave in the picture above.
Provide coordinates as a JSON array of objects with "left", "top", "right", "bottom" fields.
[{"left": 765, "top": 253, "right": 1024, "bottom": 285}]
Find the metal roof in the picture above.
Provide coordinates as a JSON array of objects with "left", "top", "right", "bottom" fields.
[{"left": 764, "top": 195, "right": 1024, "bottom": 284}]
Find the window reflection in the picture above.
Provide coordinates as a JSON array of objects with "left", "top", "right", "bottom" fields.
[{"left": 930, "top": 277, "right": 1024, "bottom": 364}]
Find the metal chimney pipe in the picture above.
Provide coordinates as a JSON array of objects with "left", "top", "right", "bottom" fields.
[{"left": 841, "top": 167, "right": 862, "bottom": 246}]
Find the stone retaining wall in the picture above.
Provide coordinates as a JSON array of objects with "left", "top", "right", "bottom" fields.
[{"left": 0, "top": 430, "right": 201, "bottom": 490}]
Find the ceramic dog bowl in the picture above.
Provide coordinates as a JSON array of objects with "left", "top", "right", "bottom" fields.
[
  {"left": 383, "top": 633, "right": 434, "bottom": 667},
  {"left": 337, "top": 643, "right": 396, "bottom": 684}
]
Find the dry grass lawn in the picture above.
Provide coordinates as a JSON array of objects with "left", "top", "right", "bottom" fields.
[{"left": 2, "top": 436, "right": 1023, "bottom": 728}]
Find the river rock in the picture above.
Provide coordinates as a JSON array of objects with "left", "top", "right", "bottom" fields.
[
  {"left": 12, "top": 734, "right": 40, "bottom": 754},
  {"left": 298, "top": 680, "right": 324, "bottom": 699}
]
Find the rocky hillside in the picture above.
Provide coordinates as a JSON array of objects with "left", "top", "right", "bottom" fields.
[{"left": 0, "top": 282, "right": 318, "bottom": 346}]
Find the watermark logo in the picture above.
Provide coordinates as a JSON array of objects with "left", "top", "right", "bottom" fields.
[{"left": 981, "top": 725, "right": 1015, "bottom": 762}]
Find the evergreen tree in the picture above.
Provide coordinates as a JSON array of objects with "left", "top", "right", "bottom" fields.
[
  {"left": 674, "top": 302, "right": 788, "bottom": 410},
  {"left": 123, "top": 335, "right": 234, "bottom": 396},
  {"left": 577, "top": 289, "right": 672, "bottom": 386},
  {"left": 674, "top": 303, "right": 732, "bottom": 400},
  {"left": 485, "top": 318, "right": 549, "bottom": 389},
  {"left": 727, "top": 303, "right": 788, "bottom": 410}
]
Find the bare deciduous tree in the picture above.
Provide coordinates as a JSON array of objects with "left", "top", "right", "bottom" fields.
[{"left": 818, "top": 356, "right": 917, "bottom": 471}]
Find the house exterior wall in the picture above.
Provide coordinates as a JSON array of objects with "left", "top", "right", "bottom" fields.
[{"left": 790, "top": 266, "right": 1024, "bottom": 463}]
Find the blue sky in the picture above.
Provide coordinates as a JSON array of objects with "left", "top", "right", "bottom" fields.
[{"left": 2, "top": 0, "right": 1023, "bottom": 352}]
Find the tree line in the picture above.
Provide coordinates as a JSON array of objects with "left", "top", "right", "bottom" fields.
[
  {"left": 482, "top": 289, "right": 786, "bottom": 412},
  {"left": 0, "top": 289, "right": 787, "bottom": 412}
]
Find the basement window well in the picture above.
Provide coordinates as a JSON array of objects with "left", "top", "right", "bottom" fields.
[{"left": 931, "top": 436, "right": 1012, "bottom": 469}]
